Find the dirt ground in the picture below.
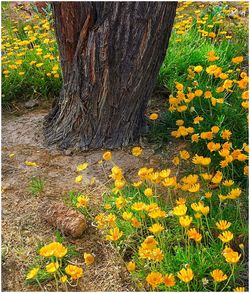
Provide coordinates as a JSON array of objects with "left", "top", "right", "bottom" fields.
[{"left": 1, "top": 105, "right": 187, "bottom": 292}]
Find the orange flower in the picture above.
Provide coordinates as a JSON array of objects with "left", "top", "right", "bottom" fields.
[
  {"left": 222, "top": 247, "right": 241, "bottom": 264},
  {"left": 149, "top": 113, "right": 159, "bottom": 120},
  {"left": 221, "top": 129, "right": 232, "bottom": 140},
  {"left": 146, "top": 272, "right": 163, "bottom": 289},
  {"left": 103, "top": 151, "right": 112, "bottom": 161},
  {"left": 187, "top": 228, "right": 202, "bottom": 242},
  {"left": 232, "top": 56, "right": 243, "bottom": 64},
  {"left": 210, "top": 269, "right": 227, "bottom": 283},
  {"left": 126, "top": 261, "right": 136, "bottom": 272},
  {"left": 163, "top": 274, "right": 176, "bottom": 287}
]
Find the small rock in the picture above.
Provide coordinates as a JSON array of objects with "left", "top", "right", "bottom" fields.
[
  {"left": 24, "top": 99, "right": 39, "bottom": 109},
  {"left": 39, "top": 200, "right": 87, "bottom": 238},
  {"left": 64, "top": 149, "right": 73, "bottom": 156}
]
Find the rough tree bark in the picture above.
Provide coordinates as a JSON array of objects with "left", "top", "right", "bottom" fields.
[{"left": 44, "top": 2, "right": 177, "bottom": 150}]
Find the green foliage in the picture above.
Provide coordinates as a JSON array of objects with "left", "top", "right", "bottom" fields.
[
  {"left": 28, "top": 176, "right": 45, "bottom": 196},
  {"left": 1, "top": 3, "right": 62, "bottom": 106}
]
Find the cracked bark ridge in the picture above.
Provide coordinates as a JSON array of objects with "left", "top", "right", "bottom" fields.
[{"left": 44, "top": 2, "right": 177, "bottom": 150}]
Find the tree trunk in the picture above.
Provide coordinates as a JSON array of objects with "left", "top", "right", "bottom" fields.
[{"left": 44, "top": 2, "right": 177, "bottom": 150}]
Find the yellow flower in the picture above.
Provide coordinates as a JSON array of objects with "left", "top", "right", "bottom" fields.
[
  {"left": 141, "top": 236, "right": 158, "bottom": 249},
  {"left": 146, "top": 272, "right": 163, "bottom": 289},
  {"left": 103, "top": 151, "right": 112, "bottom": 161},
  {"left": 179, "top": 216, "right": 193, "bottom": 228},
  {"left": 177, "top": 268, "right": 193, "bottom": 283},
  {"left": 205, "top": 192, "right": 212, "bottom": 199},
  {"left": 76, "top": 195, "right": 89, "bottom": 208},
  {"left": 163, "top": 274, "right": 175, "bottom": 287},
  {"left": 176, "top": 197, "right": 186, "bottom": 205},
  {"left": 210, "top": 269, "right": 227, "bottom": 283},
  {"left": 132, "top": 147, "right": 142, "bottom": 157},
  {"left": 172, "top": 156, "right": 180, "bottom": 165},
  {"left": 114, "top": 179, "right": 126, "bottom": 191},
  {"left": 76, "top": 163, "right": 88, "bottom": 171},
  {"left": 84, "top": 253, "right": 94, "bottom": 265},
  {"left": 25, "top": 161, "right": 37, "bottom": 167},
  {"left": 144, "top": 188, "right": 153, "bottom": 198},
  {"left": 232, "top": 56, "right": 243, "bottom": 64},
  {"left": 9, "top": 153, "right": 15, "bottom": 158},
  {"left": 115, "top": 196, "right": 126, "bottom": 209},
  {"left": 159, "top": 169, "right": 171, "bottom": 178},
  {"left": 60, "top": 275, "right": 68, "bottom": 283},
  {"left": 218, "top": 231, "right": 234, "bottom": 243},
  {"left": 222, "top": 180, "right": 234, "bottom": 187},
  {"left": 192, "top": 154, "right": 211, "bottom": 165},
  {"left": 188, "top": 183, "right": 200, "bottom": 193},
  {"left": 180, "top": 150, "right": 190, "bottom": 160},
  {"left": 36, "top": 63, "right": 44, "bottom": 68},
  {"left": 131, "top": 202, "right": 145, "bottom": 211},
  {"left": 46, "top": 262, "right": 59, "bottom": 273},
  {"left": 148, "top": 223, "right": 164, "bottom": 234},
  {"left": 75, "top": 175, "right": 83, "bottom": 183},
  {"left": 54, "top": 243, "right": 68, "bottom": 258},
  {"left": 211, "top": 171, "right": 223, "bottom": 184},
  {"left": 132, "top": 180, "right": 142, "bottom": 188},
  {"left": 39, "top": 242, "right": 67, "bottom": 258},
  {"left": 233, "top": 287, "right": 245, "bottom": 292},
  {"left": 122, "top": 211, "right": 133, "bottom": 221},
  {"left": 175, "top": 82, "right": 184, "bottom": 91},
  {"left": 216, "top": 220, "right": 231, "bottom": 230},
  {"left": 239, "top": 243, "right": 244, "bottom": 250},
  {"left": 65, "top": 264, "right": 83, "bottom": 280},
  {"left": 110, "top": 166, "right": 123, "bottom": 180},
  {"left": 106, "top": 227, "right": 123, "bottom": 241},
  {"left": 194, "top": 89, "right": 203, "bottom": 97},
  {"left": 149, "top": 113, "right": 159, "bottom": 120},
  {"left": 176, "top": 119, "right": 184, "bottom": 126},
  {"left": 126, "top": 261, "right": 136, "bottom": 272},
  {"left": 26, "top": 268, "right": 39, "bottom": 280},
  {"left": 194, "top": 65, "right": 203, "bottom": 73},
  {"left": 228, "top": 188, "right": 241, "bottom": 199},
  {"left": 173, "top": 204, "right": 187, "bottom": 216},
  {"left": 150, "top": 248, "right": 164, "bottom": 262}
]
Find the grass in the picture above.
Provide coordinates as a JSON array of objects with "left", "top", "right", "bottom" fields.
[{"left": 28, "top": 176, "right": 45, "bottom": 196}]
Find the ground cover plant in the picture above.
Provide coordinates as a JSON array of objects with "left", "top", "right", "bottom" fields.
[
  {"left": 1, "top": 2, "right": 61, "bottom": 106},
  {"left": 1, "top": 1, "right": 249, "bottom": 292}
]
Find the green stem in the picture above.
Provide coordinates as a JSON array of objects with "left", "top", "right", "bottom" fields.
[{"left": 35, "top": 278, "right": 44, "bottom": 291}]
